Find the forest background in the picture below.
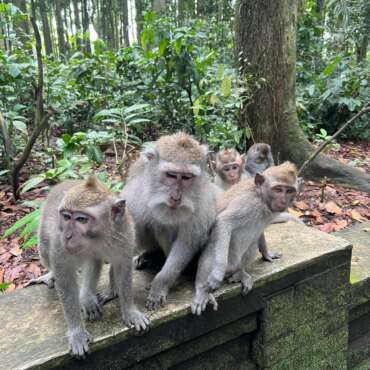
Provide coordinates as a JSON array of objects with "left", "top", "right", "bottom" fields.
[{"left": 0, "top": 0, "right": 369, "bottom": 290}]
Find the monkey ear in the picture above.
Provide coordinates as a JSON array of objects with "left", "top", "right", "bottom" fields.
[
  {"left": 141, "top": 141, "right": 157, "bottom": 162},
  {"left": 112, "top": 199, "right": 126, "bottom": 222},
  {"left": 255, "top": 173, "right": 265, "bottom": 186},
  {"left": 241, "top": 153, "right": 246, "bottom": 163}
]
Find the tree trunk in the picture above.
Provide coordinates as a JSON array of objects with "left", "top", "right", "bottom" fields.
[
  {"left": 54, "top": 0, "right": 66, "bottom": 56},
  {"left": 72, "top": 0, "right": 82, "bottom": 49},
  {"left": 121, "top": 0, "right": 130, "bottom": 46},
  {"left": 82, "top": 0, "right": 91, "bottom": 53},
  {"left": 13, "top": 0, "right": 30, "bottom": 40},
  {"left": 153, "top": 0, "right": 167, "bottom": 15},
  {"left": 356, "top": 33, "right": 369, "bottom": 64},
  {"left": 235, "top": 0, "right": 370, "bottom": 193},
  {"left": 135, "top": 0, "right": 144, "bottom": 42},
  {"left": 38, "top": 0, "right": 53, "bottom": 55}
]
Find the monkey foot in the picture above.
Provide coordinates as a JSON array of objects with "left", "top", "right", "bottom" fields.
[
  {"left": 97, "top": 288, "right": 118, "bottom": 305},
  {"left": 191, "top": 290, "right": 218, "bottom": 316},
  {"left": 68, "top": 328, "right": 91, "bottom": 359},
  {"left": 146, "top": 290, "right": 167, "bottom": 311},
  {"left": 81, "top": 294, "right": 102, "bottom": 321},
  {"left": 240, "top": 272, "right": 253, "bottom": 295},
  {"left": 207, "top": 273, "right": 223, "bottom": 292},
  {"left": 124, "top": 308, "right": 150, "bottom": 332},
  {"left": 262, "top": 251, "right": 282, "bottom": 262},
  {"left": 25, "top": 272, "right": 55, "bottom": 289}
]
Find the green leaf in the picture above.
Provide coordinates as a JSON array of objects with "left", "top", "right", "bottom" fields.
[
  {"left": 22, "top": 235, "right": 38, "bottom": 250},
  {"left": 12, "top": 120, "right": 27, "bottom": 134},
  {"left": 19, "top": 175, "right": 46, "bottom": 194},
  {"left": 323, "top": 56, "right": 341, "bottom": 77},
  {"left": 158, "top": 38, "right": 168, "bottom": 56},
  {"left": 8, "top": 63, "right": 21, "bottom": 78},
  {"left": 0, "top": 170, "right": 10, "bottom": 176},
  {"left": 0, "top": 283, "right": 11, "bottom": 291},
  {"left": 221, "top": 76, "right": 232, "bottom": 97},
  {"left": 2, "top": 209, "right": 41, "bottom": 238}
]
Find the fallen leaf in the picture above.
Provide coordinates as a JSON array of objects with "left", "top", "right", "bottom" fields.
[
  {"left": 324, "top": 201, "right": 342, "bottom": 215},
  {"left": 332, "top": 219, "right": 348, "bottom": 231},
  {"left": 5, "top": 283, "right": 15, "bottom": 293},
  {"left": 350, "top": 210, "right": 367, "bottom": 223},
  {"left": 309, "top": 209, "right": 324, "bottom": 224},
  {"left": 26, "top": 262, "right": 41, "bottom": 278},
  {"left": 4, "top": 266, "right": 23, "bottom": 282},
  {"left": 288, "top": 208, "right": 304, "bottom": 217},
  {"left": 0, "top": 267, "right": 4, "bottom": 284},
  {"left": 0, "top": 252, "right": 12, "bottom": 263},
  {"left": 317, "top": 223, "right": 336, "bottom": 233},
  {"left": 351, "top": 200, "right": 360, "bottom": 206},
  {"left": 294, "top": 201, "right": 309, "bottom": 210},
  {"left": 10, "top": 245, "right": 22, "bottom": 256}
]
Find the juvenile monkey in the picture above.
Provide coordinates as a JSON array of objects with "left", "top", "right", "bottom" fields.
[
  {"left": 31, "top": 178, "right": 149, "bottom": 358},
  {"left": 120, "top": 132, "right": 217, "bottom": 310},
  {"left": 245, "top": 143, "right": 275, "bottom": 177},
  {"left": 213, "top": 148, "right": 247, "bottom": 191},
  {"left": 192, "top": 162, "right": 299, "bottom": 315}
]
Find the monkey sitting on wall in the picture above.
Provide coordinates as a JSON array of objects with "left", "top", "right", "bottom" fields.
[
  {"left": 213, "top": 148, "right": 248, "bottom": 192},
  {"left": 192, "top": 162, "right": 300, "bottom": 315},
  {"left": 117, "top": 132, "right": 217, "bottom": 311},
  {"left": 30, "top": 178, "right": 149, "bottom": 358}
]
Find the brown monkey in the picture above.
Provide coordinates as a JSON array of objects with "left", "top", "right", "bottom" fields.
[
  {"left": 30, "top": 178, "right": 149, "bottom": 358},
  {"left": 120, "top": 133, "right": 217, "bottom": 310},
  {"left": 245, "top": 143, "right": 275, "bottom": 177},
  {"left": 192, "top": 162, "right": 299, "bottom": 315},
  {"left": 213, "top": 148, "right": 247, "bottom": 191}
]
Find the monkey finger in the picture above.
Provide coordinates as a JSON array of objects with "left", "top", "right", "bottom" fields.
[{"left": 209, "top": 294, "right": 218, "bottom": 311}]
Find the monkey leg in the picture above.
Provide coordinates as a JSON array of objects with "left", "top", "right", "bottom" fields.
[
  {"left": 97, "top": 265, "right": 118, "bottom": 305},
  {"left": 25, "top": 271, "right": 55, "bottom": 288},
  {"left": 80, "top": 259, "right": 103, "bottom": 322},
  {"left": 191, "top": 287, "right": 218, "bottom": 316},
  {"left": 227, "top": 269, "right": 253, "bottom": 295},
  {"left": 258, "top": 234, "right": 282, "bottom": 262}
]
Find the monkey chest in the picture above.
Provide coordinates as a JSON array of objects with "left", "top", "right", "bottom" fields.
[{"left": 154, "top": 226, "right": 178, "bottom": 256}]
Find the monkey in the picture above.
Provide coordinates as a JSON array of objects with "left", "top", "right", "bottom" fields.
[
  {"left": 29, "top": 178, "right": 150, "bottom": 358},
  {"left": 213, "top": 148, "right": 248, "bottom": 191},
  {"left": 118, "top": 132, "right": 217, "bottom": 311},
  {"left": 244, "top": 143, "right": 275, "bottom": 177},
  {"left": 191, "top": 162, "right": 299, "bottom": 315}
]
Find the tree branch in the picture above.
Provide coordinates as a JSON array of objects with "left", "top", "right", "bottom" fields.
[{"left": 298, "top": 102, "right": 370, "bottom": 177}]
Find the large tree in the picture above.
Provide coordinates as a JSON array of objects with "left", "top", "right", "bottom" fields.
[{"left": 235, "top": 0, "right": 370, "bottom": 193}]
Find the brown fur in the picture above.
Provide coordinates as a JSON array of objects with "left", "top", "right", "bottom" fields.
[
  {"left": 157, "top": 132, "right": 205, "bottom": 164},
  {"left": 63, "top": 177, "right": 112, "bottom": 209},
  {"left": 263, "top": 161, "right": 297, "bottom": 185}
]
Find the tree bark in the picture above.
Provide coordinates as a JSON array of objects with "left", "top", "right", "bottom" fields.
[
  {"left": 82, "top": 0, "right": 91, "bottom": 53},
  {"left": 38, "top": 0, "right": 53, "bottom": 55},
  {"left": 54, "top": 0, "right": 66, "bottom": 56},
  {"left": 135, "top": 0, "right": 144, "bottom": 42},
  {"left": 356, "top": 33, "right": 369, "bottom": 64},
  {"left": 13, "top": 0, "right": 30, "bottom": 41},
  {"left": 121, "top": 0, "right": 130, "bottom": 46},
  {"left": 72, "top": 0, "right": 82, "bottom": 50},
  {"left": 235, "top": 0, "right": 370, "bottom": 193}
]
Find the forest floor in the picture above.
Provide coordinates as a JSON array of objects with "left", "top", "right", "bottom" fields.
[{"left": 0, "top": 140, "right": 369, "bottom": 292}]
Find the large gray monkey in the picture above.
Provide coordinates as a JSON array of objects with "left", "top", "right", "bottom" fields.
[{"left": 120, "top": 132, "right": 217, "bottom": 310}]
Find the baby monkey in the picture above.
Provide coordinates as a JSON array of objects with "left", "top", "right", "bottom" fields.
[
  {"left": 31, "top": 178, "right": 149, "bottom": 358},
  {"left": 213, "top": 148, "right": 247, "bottom": 191},
  {"left": 192, "top": 162, "right": 299, "bottom": 315}
]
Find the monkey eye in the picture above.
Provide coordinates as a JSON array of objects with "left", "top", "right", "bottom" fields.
[
  {"left": 232, "top": 165, "right": 239, "bottom": 170},
  {"left": 166, "top": 172, "right": 178, "bottom": 179},
  {"left": 75, "top": 215, "right": 89, "bottom": 224},
  {"left": 273, "top": 187, "right": 284, "bottom": 193},
  {"left": 287, "top": 188, "right": 296, "bottom": 194},
  {"left": 61, "top": 211, "right": 71, "bottom": 221},
  {"left": 181, "top": 174, "right": 194, "bottom": 181}
]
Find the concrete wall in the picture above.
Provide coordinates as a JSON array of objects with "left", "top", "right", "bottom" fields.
[{"left": 0, "top": 223, "right": 369, "bottom": 370}]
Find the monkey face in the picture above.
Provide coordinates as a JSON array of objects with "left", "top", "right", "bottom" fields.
[
  {"left": 221, "top": 163, "right": 242, "bottom": 185},
  {"left": 59, "top": 209, "right": 97, "bottom": 253},
  {"left": 267, "top": 185, "right": 297, "bottom": 212}
]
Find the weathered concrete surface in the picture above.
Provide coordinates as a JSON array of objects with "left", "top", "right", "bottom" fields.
[{"left": 0, "top": 223, "right": 351, "bottom": 370}]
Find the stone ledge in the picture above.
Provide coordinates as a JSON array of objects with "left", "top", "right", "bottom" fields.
[{"left": 0, "top": 223, "right": 351, "bottom": 370}]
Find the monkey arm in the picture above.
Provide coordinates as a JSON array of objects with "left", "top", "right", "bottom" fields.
[
  {"left": 207, "top": 219, "right": 232, "bottom": 291},
  {"left": 53, "top": 258, "right": 90, "bottom": 358},
  {"left": 147, "top": 233, "right": 199, "bottom": 310},
  {"left": 272, "top": 212, "right": 304, "bottom": 225}
]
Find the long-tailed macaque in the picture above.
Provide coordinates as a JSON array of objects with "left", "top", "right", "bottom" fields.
[
  {"left": 30, "top": 178, "right": 149, "bottom": 358},
  {"left": 245, "top": 143, "right": 275, "bottom": 177},
  {"left": 192, "top": 162, "right": 299, "bottom": 315},
  {"left": 213, "top": 148, "right": 247, "bottom": 191},
  {"left": 120, "top": 133, "right": 217, "bottom": 310}
]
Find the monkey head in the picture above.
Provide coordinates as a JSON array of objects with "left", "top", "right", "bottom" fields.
[
  {"left": 140, "top": 132, "right": 208, "bottom": 224},
  {"left": 58, "top": 177, "right": 127, "bottom": 253},
  {"left": 255, "top": 161, "right": 298, "bottom": 213},
  {"left": 246, "top": 143, "right": 274, "bottom": 175},
  {"left": 216, "top": 148, "right": 245, "bottom": 185}
]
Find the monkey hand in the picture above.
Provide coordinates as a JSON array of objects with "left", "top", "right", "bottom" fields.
[
  {"left": 80, "top": 292, "right": 102, "bottom": 321},
  {"left": 207, "top": 272, "right": 223, "bottom": 292},
  {"left": 191, "top": 289, "right": 218, "bottom": 316},
  {"left": 124, "top": 308, "right": 150, "bottom": 332},
  {"left": 146, "top": 284, "right": 168, "bottom": 311},
  {"left": 262, "top": 251, "right": 282, "bottom": 262},
  {"left": 68, "top": 328, "right": 91, "bottom": 359}
]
